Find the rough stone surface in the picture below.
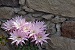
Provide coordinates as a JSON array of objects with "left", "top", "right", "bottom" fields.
[
  {"left": 42, "top": 14, "right": 54, "bottom": 20},
  {"left": 0, "top": 7, "right": 14, "bottom": 19},
  {"left": 51, "top": 16, "right": 66, "bottom": 23},
  {"left": 0, "top": 45, "right": 10, "bottom": 50},
  {"left": 0, "top": 21, "right": 1, "bottom": 25},
  {"left": 0, "top": 29, "right": 9, "bottom": 50},
  {"left": 18, "top": 11, "right": 26, "bottom": 15},
  {"left": 0, "top": 0, "right": 19, "bottom": 7},
  {"left": 24, "top": 14, "right": 35, "bottom": 21},
  {"left": 27, "top": 0, "right": 75, "bottom": 17},
  {"left": 55, "top": 24, "right": 61, "bottom": 36},
  {"left": 13, "top": 8, "right": 21, "bottom": 13},
  {"left": 22, "top": 6, "right": 34, "bottom": 12},
  {"left": 32, "top": 12, "right": 44, "bottom": 17},
  {"left": 50, "top": 36, "right": 75, "bottom": 50},
  {"left": 46, "top": 21, "right": 56, "bottom": 35},
  {"left": 61, "top": 21, "right": 75, "bottom": 39},
  {"left": 19, "top": 0, "right": 25, "bottom": 5}
]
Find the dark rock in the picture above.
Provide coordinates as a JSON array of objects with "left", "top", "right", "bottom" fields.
[
  {"left": 61, "top": 21, "right": 75, "bottom": 39},
  {"left": 0, "top": 0, "right": 19, "bottom": 7}
]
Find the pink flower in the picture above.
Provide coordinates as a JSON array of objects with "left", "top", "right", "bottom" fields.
[
  {"left": 20, "top": 22, "right": 32, "bottom": 37},
  {"left": 32, "top": 21, "right": 46, "bottom": 30},
  {"left": 21, "top": 22, "right": 32, "bottom": 33},
  {"left": 32, "top": 32, "right": 50, "bottom": 45},
  {"left": 12, "top": 16, "right": 26, "bottom": 29},
  {"left": 1, "top": 16, "right": 50, "bottom": 46},
  {"left": 9, "top": 30, "right": 28, "bottom": 46},
  {"left": 29, "top": 21, "right": 46, "bottom": 37},
  {"left": 1, "top": 20, "right": 14, "bottom": 31}
]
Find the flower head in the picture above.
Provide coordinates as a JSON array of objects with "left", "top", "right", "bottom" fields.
[
  {"left": 32, "top": 21, "right": 46, "bottom": 30},
  {"left": 20, "top": 22, "right": 32, "bottom": 37},
  {"left": 1, "top": 20, "right": 14, "bottom": 31},
  {"left": 32, "top": 32, "right": 49, "bottom": 45},
  {"left": 21, "top": 22, "right": 32, "bottom": 33},
  {"left": 12, "top": 16, "right": 26, "bottom": 29},
  {"left": 29, "top": 21, "right": 46, "bottom": 37},
  {"left": 9, "top": 30, "right": 28, "bottom": 46}
]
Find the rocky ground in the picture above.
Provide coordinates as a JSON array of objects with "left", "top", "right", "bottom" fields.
[{"left": 0, "top": 0, "right": 75, "bottom": 50}]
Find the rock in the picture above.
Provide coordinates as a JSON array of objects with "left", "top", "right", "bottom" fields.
[
  {"left": 22, "top": 6, "right": 34, "bottom": 12},
  {"left": 51, "top": 16, "right": 66, "bottom": 23},
  {"left": 13, "top": 8, "right": 21, "bottom": 13},
  {"left": 24, "top": 14, "right": 35, "bottom": 21},
  {"left": 42, "top": 14, "right": 54, "bottom": 20},
  {"left": 66, "top": 17, "right": 75, "bottom": 21},
  {"left": 0, "top": 7, "right": 14, "bottom": 19},
  {"left": 61, "top": 21, "right": 75, "bottom": 39},
  {"left": 27, "top": 0, "right": 75, "bottom": 17},
  {"left": 19, "top": 0, "right": 25, "bottom": 5},
  {"left": 18, "top": 11, "right": 26, "bottom": 15},
  {"left": 34, "top": 17, "right": 43, "bottom": 21},
  {"left": 42, "top": 41, "right": 55, "bottom": 50},
  {"left": 0, "top": 28, "right": 15, "bottom": 50},
  {"left": 46, "top": 21, "right": 56, "bottom": 35},
  {"left": 50, "top": 36, "right": 75, "bottom": 50},
  {"left": 32, "top": 12, "right": 44, "bottom": 17},
  {"left": 55, "top": 24, "right": 61, "bottom": 36},
  {"left": 0, "top": 45, "right": 10, "bottom": 50},
  {"left": 0, "top": 0, "right": 19, "bottom": 7},
  {"left": 0, "top": 21, "right": 1, "bottom": 25}
]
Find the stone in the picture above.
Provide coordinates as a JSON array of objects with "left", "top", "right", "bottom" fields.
[
  {"left": 32, "top": 12, "right": 44, "bottom": 17},
  {"left": 0, "top": 28, "right": 15, "bottom": 50},
  {"left": 66, "top": 18, "right": 75, "bottom": 21},
  {"left": 24, "top": 14, "right": 35, "bottom": 21},
  {"left": 34, "top": 17, "right": 43, "bottom": 21},
  {"left": 55, "top": 23, "right": 61, "bottom": 36},
  {"left": 0, "top": 45, "right": 10, "bottom": 50},
  {"left": 46, "top": 21, "right": 56, "bottom": 35},
  {"left": 42, "top": 14, "right": 54, "bottom": 20},
  {"left": 51, "top": 16, "right": 66, "bottom": 23},
  {"left": 0, "top": 7, "right": 14, "bottom": 19},
  {"left": 0, "top": 21, "right": 1, "bottom": 25},
  {"left": 27, "top": 0, "right": 75, "bottom": 17},
  {"left": 22, "top": 6, "right": 34, "bottom": 12},
  {"left": 0, "top": 0, "right": 19, "bottom": 7},
  {"left": 50, "top": 36, "right": 75, "bottom": 50},
  {"left": 61, "top": 21, "right": 75, "bottom": 39},
  {"left": 13, "top": 8, "right": 21, "bottom": 13},
  {"left": 18, "top": 11, "right": 26, "bottom": 15},
  {"left": 19, "top": 0, "right": 25, "bottom": 5},
  {"left": 42, "top": 40, "right": 55, "bottom": 50}
]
